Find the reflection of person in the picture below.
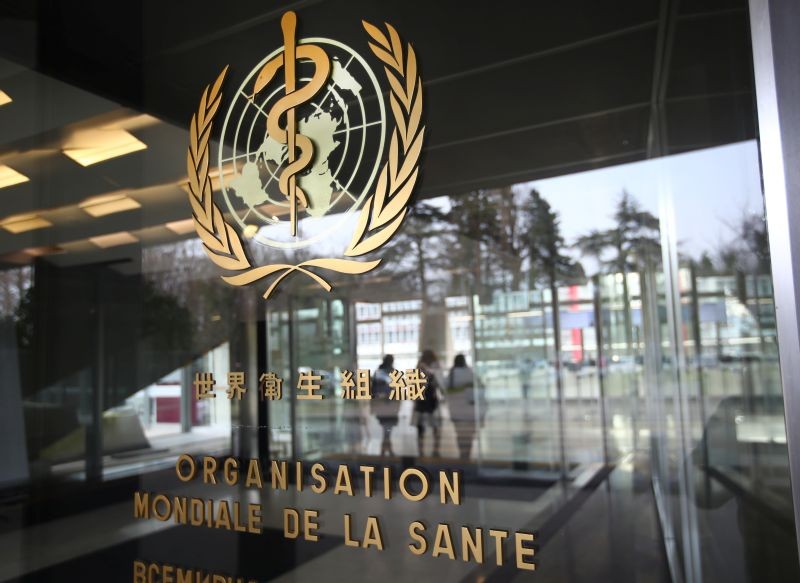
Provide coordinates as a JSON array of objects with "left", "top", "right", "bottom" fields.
[
  {"left": 519, "top": 357, "right": 534, "bottom": 399},
  {"left": 414, "top": 349, "right": 441, "bottom": 458},
  {"left": 371, "top": 355, "right": 397, "bottom": 457},
  {"left": 446, "top": 354, "right": 484, "bottom": 461},
  {"left": 691, "top": 395, "right": 800, "bottom": 582}
]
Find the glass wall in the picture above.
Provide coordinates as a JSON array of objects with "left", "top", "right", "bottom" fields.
[{"left": 0, "top": 1, "right": 797, "bottom": 582}]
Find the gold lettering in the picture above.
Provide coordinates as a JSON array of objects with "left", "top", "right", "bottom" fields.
[
  {"left": 360, "top": 466, "right": 374, "bottom": 497},
  {"left": 190, "top": 498, "right": 204, "bottom": 526},
  {"left": 488, "top": 529, "right": 509, "bottom": 565},
  {"left": 133, "top": 560, "right": 146, "bottom": 583},
  {"left": 515, "top": 532, "right": 536, "bottom": 571},
  {"left": 163, "top": 564, "right": 174, "bottom": 583},
  {"left": 176, "top": 454, "right": 196, "bottom": 482},
  {"left": 304, "top": 509, "right": 319, "bottom": 542},
  {"left": 432, "top": 524, "right": 455, "bottom": 559},
  {"left": 232, "top": 502, "right": 247, "bottom": 532},
  {"left": 173, "top": 496, "right": 187, "bottom": 524},
  {"left": 363, "top": 516, "right": 384, "bottom": 550},
  {"left": 461, "top": 526, "right": 483, "bottom": 563},
  {"left": 344, "top": 514, "right": 359, "bottom": 547},
  {"left": 408, "top": 521, "right": 427, "bottom": 555},
  {"left": 245, "top": 459, "right": 263, "bottom": 488},
  {"left": 334, "top": 465, "right": 353, "bottom": 496},
  {"left": 310, "top": 463, "right": 327, "bottom": 493},
  {"left": 296, "top": 461, "right": 303, "bottom": 491},
  {"left": 272, "top": 461, "right": 288, "bottom": 490},
  {"left": 203, "top": 457, "right": 218, "bottom": 485},
  {"left": 223, "top": 458, "right": 238, "bottom": 486},
  {"left": 153, "top": 494, "right": 171, "bottom": 521},
  {"left": 439, "top": 471, "right": 461, "bottom": 505},
  {"left": 399, "top": 468, "right": 429, "bottom": 502},
  {"left": 284, "top": 508, "right": 299, "bottom": 539},
  {"left": 383, "top": 467, "right": 391, "bottom": 499},
  {"left": 133, "top": 491, "right": 149, "bottom": 519},
  {"left": 215, "top": 500, "right": 232, "bottom": 530},
  {"left": 248, "top": 503, "right": 263, "bottom": 534}
]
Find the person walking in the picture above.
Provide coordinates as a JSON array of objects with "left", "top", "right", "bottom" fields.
[
  {"left": 414, "top": 349, "right": 441, "bottom": 458},
  {"left": 446, "top": 354, "right": 484, "bottom": 461},
  {"left": 371, "top": 355, "right": 398, "bottom": 457}
]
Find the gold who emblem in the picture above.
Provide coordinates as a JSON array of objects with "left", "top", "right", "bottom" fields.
[{"left": 186, "top": 11, "right": 425, "bottom": 299}]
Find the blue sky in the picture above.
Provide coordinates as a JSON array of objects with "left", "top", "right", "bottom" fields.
[
  {"left": 264, "top": 140, "right": 765, "bottom": 265},
  {"left": 524, "top": 140, "right": 764, "bottom": 260}
]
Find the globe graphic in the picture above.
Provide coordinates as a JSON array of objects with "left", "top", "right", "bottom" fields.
[{"left": 218, "top": 37, "right": 386, "bottom": 249}]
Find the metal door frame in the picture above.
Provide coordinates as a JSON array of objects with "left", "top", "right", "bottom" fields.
[{"left": 749, "top": 0, "right": 800, "bottom": 561}]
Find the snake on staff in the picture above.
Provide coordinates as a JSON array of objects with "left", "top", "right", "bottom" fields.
[{"left": 250, "top": 11, "right": 331, "bottom": 235}]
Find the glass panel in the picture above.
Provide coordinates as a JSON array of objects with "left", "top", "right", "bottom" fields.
[{"left": 0, "top": 1, "right": 797, "bottom": 582}]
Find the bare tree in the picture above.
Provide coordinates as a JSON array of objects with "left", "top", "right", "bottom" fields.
[
  {"left": 575, "top": 191, "right": 660, "bottom": 352},
  {"left": 0, "top": 266, "right": 32, "bottom": 319},
  {"left": 380, "top": 201, "right": 451, "bottom": 301}
]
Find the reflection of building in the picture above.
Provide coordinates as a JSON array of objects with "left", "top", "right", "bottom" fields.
[
  {"left": 356, "top": 298, "right": 473, "bottom": 371},
  {"left": 356, "top": 300, "right": 422, "bottom": 371},
  {"left": 123, "top": 343, "right": 232, "bottom": 435}
]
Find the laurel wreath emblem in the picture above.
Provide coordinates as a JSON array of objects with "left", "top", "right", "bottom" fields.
[{"left": 186, "top": 20, "right": 424, "bottom": 299}]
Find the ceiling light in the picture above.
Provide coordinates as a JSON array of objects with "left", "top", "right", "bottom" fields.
[
  {"left": 63, "top": 129, "right": 146, "bottom": 166},
  {"left": 79, "top": 193, "right": 141, "bottom": 217},
  {"left": 22, "top": 246, "right": 63, "bottom": 258},
  {"left": 104, "top": 114, "right": 160, "bottom": 131},
  {"left": 89, "top": 231, "right": 138, "bottom": 248},
  {"left": 179, "top": 163, "right": 235, "bottom": 193},
  {"left": 0, "top": 90, "right": 11, "bottom": 106},
  {"left": 1, "top": 213, "right": 52, "bottom": 233},
  {"left": 0, "top": 165, "right": 29, "bottom": 189},
  {"left": 165, "top": 218, "right": 195, "bottom": 234}
]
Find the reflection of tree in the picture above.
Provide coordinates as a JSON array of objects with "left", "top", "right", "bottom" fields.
[
  {"left": 448, "top": 187, "right": 543, "bottom": 293},
  {"left": 448, "top": 189, "right": 499, "bottom": 295},
  {"left": 0, "top": 266, "right": 31, "bottom": 319},
  {"left": 525, "top": 189, "right": 583, "bottom": 390},
  {"left": 575, "top": 191, "right": 660, "bottom": 352},
  {"left": 697, "top": 209, "right": 772, "bottom": 306},
  {"left": 486, "top": 187, "right": 527, "bottom": 289},
  {"left": 526, "top": 189, "right": 584, "bottom": 289},
  {"left": 14, "top": 285, "right": 34, "bottom": 350},
  {"left": 717, "top": 211, "right": 771, "bottom": 275},
  {"left": 714, "top": 210, "right": 773, "bottom": 351},
  {"left": 14, "top": 276, "right": 193, "bottom": 353},
  {"left": 380, "top": 202, "right": 451, "bottom": 301},
  {"left": 142, "top": 241, "right": 237, "bottom": 353},
  {"left": 740, "top": 215, "right": 770, "bottom": 273},
  {"left": 141, "top": 281, "right": 193, "bottom": 353},
  {"left": 694, "top": 251, "right": 717, "bottom": 276}
]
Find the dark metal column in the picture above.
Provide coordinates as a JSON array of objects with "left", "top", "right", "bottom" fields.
[
  {"left": 592, "top": 275, "right": 610, "bottom": 467},
  {"left": 180, "top": 363, "right": 193, "bottom": 434}
]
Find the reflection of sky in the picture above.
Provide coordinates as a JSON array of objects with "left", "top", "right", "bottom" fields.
[
  {"left": 257, "top": 212, "right": 360, "bottom": 257},
  {"left": 257, "top": 140, "right": 764, "bottom": 262},
  {"left": 523, "top": 140, "right": 763, "bottom": 259}
]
